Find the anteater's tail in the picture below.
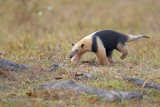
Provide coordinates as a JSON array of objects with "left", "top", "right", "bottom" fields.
[{"left": 126, "top": 34, "right": 150, "bottom": 42}]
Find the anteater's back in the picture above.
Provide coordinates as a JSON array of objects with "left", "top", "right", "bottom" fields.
[{"left": 94, "top": 30, "right": 128, "bottom": 51}]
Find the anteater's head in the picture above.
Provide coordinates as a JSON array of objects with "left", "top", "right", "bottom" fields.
[{"left": 69, "top": 40, "right": 88, "bottom": 64}]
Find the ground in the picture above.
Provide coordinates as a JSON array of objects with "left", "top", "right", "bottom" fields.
[{"left": 0, "top": 0, "right": 160, "bottom": 106}]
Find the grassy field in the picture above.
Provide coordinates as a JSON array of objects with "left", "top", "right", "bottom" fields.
[{"left": 0, "top": 0, "right": 160, "bottom": 106}]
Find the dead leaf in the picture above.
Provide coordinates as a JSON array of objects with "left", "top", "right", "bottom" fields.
[
  {"left": 26, "top": 92, "right": 32, "bottom": 96},
  {"left": 129, "top": 66, "right": 133, "bottom": 69},
  {"left": 8, "top": 93, "right": 17, "bottom": 97},
  {"left": 54, "top": 76, "right": 63, "bottom": 80},
  {"left": 75, "top": 72, "right": 84, "bottom": 76},
  {"left": 26, "top": 92, "right": 37, "bottom": 97},
  {"left": 90, "top": 99, "right": 98, "bottom": 103},
  {"left": 81, "top": 60, "right": 91, "bottom": 64},
  {"left": 33, "top": 100, "right": 37, "bottom": 103}
]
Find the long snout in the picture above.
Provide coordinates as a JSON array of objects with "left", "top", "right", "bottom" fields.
[
  {"left": 69, "top": 54, "right": 73, "bottom": 59},
  {"left": 69, "top": 50, "right": 78, "bottom": 59}
]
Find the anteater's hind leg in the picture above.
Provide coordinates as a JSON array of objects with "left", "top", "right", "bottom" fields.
[
  {"left": 106, "top": 51, "right": 115, "bottom": 64},
  {"left": 116, "top": 43, "right": 128, "bottom": 59}
]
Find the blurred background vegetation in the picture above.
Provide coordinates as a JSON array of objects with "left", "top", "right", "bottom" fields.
[{"left": 0, "top": 0, "right": 160, "bottom": 36}]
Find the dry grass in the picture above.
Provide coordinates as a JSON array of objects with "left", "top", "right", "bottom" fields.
[{"left": 0, "top": 0, "right": 160, "bottom": 106}]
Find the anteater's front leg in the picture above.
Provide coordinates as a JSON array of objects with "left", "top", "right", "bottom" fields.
[
  {"left": 96, "top": 48, "right": 106, "bottom": 65},
  {"left": 71, "top": 53, "right": 83, "bottom": 64}
]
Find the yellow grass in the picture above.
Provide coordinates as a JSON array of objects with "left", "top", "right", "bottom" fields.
[{"left": 0, "top": 0, "right": 160, "bottom": 106}]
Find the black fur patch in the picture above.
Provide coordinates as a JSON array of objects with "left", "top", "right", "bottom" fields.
[
  {"left": 91, "top": 35, "right": 98, "bottom": 52},
  {"left": 106, "top": 50, "right": 113, "bottom": 57},
  {"left": 94, "top": 30, "right": 128, "bottom": 56}
]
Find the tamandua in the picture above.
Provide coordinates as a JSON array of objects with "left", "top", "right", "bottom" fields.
[{"left": 69, "top": 30, "right": 149, "bottom": 65}]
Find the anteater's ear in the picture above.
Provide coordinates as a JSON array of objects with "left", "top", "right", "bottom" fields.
[
  {"left": 81, "top": 44, "right": 84, "bottom": 48},
  {"left": 72, "top": 43, "right": 74, "bottom": 46}
]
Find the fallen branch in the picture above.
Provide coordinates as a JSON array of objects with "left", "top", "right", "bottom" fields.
[
  {"left": 123, "top": 76, "right": 160, "bottom": 90},
  {"left": 35, "top": 80, "right": 142, "bottom": 102},
  {"left": 0, "top": 58, "right": 29, "bottom": 71}
]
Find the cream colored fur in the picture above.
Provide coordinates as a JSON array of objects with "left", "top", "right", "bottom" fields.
[
  {"left": 127, "top": 35, "right": 147, "bottom": 42},
  {"left": 70, "top": 34, "right": 113, "bottom": 65},
  {"left": 70, "top": 34, "right": 93, "bottom": 64}
]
